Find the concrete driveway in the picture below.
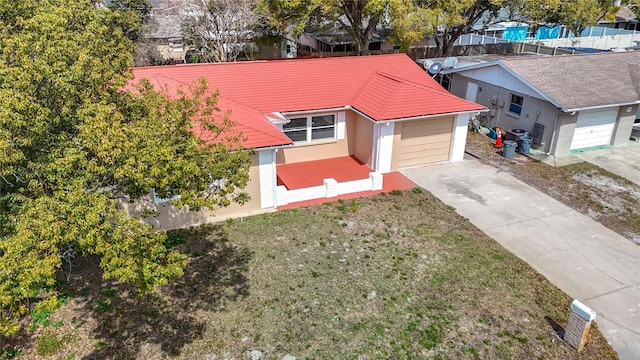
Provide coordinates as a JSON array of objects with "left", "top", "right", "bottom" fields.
[
  {"left": 574, "top": 142, "right": 640, "bottom": 186},
  {"left": 402, "top": 160, "right": 640, "bottom": 360}
]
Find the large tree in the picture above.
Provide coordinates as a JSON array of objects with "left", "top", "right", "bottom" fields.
[
  {"left": 417, "top": 0, "right": 506, "bottom": 56},
  {"left": 514, "top": 0, "right": 619, "bottom": 37},
  {"left": 259, "top": 0, "right": 389, "bottom": 55},
  {"left": 0, "top": 0, "right": 251, "bottom": 335},
  {"left": 181, "top": 0, "right": 265, "bottom": 62}
]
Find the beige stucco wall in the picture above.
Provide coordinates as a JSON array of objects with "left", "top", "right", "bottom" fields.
[
  {"left": 124, "top": 152, "right": 266, "bottom": 231},
  {"left": 390, "top": 121, "right": 404, "bottom": 171},
  {"left": 276, "top": 110, "right": 364, "bottom": 164},
  {"left": 612, "top": 104, "right": 638, "bottom": 147},
  {"left": 351, "top": 112, "right": 374, "bottom": 167}
]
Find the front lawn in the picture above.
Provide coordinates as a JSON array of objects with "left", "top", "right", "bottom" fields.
[{"left": 3, "top": 190, "right": 617, "bottom": 359}]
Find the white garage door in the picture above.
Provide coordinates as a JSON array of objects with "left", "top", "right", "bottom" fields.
[
  {"left": 570, "top": 108, "right": 618, "bottom": 150},
  {"left": 396, "top": 118, "right": 453, "bottom": 168}
]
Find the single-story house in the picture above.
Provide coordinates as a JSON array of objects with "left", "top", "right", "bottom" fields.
[
  {"left": 129, "top": 54, "right": 485, "bottom": 229},
  {"left": 442, "top": 51, "right": 640, "bottom": 155}
]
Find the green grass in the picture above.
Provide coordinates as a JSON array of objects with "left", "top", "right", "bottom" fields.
[
  {"left": 35, "top": 331, "right": 63, "bottom": 356},
  {"left": 165, "top": 190, "right": 615, "bottom": 359},
  {"left": 9, "top": 190, "right": 616, "bottom": 359}
]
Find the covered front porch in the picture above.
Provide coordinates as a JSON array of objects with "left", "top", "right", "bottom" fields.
[{"left": 275, "top": 155, "right": 416, "bottom": 208}]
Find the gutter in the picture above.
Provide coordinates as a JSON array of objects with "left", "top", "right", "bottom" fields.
[
  {"left": 255, "top": 143, "right": 295, "bottom": 151},
  {"left": 281, "top": 106, "right": 350, "bottom": 116},
  {"left": 347, "top": 105, "right": 489, "bottom": 123},
  {"left": 564, "top": 100, "right": 640, "bottom": 113}
]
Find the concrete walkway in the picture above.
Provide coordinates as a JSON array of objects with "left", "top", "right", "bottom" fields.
[
  {"left": 402, "top": 160, "right": 640, "bottom": 360},
  {"left": 574, "top": 142, "right": 640, "bottom": 187}
]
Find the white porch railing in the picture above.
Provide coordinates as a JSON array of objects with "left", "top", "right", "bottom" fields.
[{"left": 276, "top": 172, "right": 383, "bottom": 206}]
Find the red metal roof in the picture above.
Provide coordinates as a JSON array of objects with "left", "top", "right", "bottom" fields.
[
  {"left": 131, "top": 54, "right": 484, "bottom": 148},
  {"left": 351, "top": 71, "right": 484, "bottom": 120}
]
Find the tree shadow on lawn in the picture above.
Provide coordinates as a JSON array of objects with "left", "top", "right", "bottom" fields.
[{"left": 63, "top": 224, "right": 251, "bottom": 359}]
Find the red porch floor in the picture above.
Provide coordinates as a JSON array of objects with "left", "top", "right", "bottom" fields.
[
  {"left": 277, "top": 155, "right": 374, "bottom": 190},
  {"left": 278, "top": 172, "right": 417, "bottom": 210}
]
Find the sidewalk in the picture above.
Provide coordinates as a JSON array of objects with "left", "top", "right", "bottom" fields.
[{"left": 402, "top": 159, "right": 640, "bottom": 360}]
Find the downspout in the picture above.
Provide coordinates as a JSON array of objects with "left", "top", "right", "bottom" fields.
[
  {"left": 548, "top": 113, "right": 560, "bottom": 156},
  {"left": 374, "top": 124, "right": 381, "bottom": 172},
  {"left": 272, "top": 149, "right": 278, "bottom": 209}
]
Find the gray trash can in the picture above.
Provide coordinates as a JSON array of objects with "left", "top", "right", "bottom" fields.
[
  {"left": 518, "top": 136, "right": 532, "bottom": 154},
  {"left": 502, "top": 140, "right": 517, "bottom": 159}
]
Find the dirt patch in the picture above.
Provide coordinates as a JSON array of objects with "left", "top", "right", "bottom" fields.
[{"left": 466, "top": 132, "right": 640, "bottom": 245}]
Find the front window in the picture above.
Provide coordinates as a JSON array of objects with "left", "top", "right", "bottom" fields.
[
  {"left": 283, "top": 114, "right": 336, "bottom": 142},
  {"left": 509, "top": 94, "right": 524, "bottom": 115}
]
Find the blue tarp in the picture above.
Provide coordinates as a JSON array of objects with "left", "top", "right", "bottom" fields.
[
  {"left": 535, "top": 26, "right": 561, "bottom": 40},
  {"left": 559, "top": 47, "right": 613, "bottom": 53},
  {"left": 502, "top": 26, "right": 528, "bottom": 41}
]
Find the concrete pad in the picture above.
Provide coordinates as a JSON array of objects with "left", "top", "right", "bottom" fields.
[
  {"left": 402, "top": 159, "right": 640, "bottom": 360},
  {"left": 584, "top": 283, "right": 640, "bottom": 345},
  {"left": 575, "top": 142, "right": 640, "bottom": 186}
]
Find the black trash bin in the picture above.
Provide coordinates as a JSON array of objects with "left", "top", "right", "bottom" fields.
[{"left": 518, "top": 136, "right": 532, "bottom": 154}]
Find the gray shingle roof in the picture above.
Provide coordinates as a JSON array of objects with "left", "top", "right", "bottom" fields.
[{"left": 499, "top": 51, "right": 640, "bottom": 111}]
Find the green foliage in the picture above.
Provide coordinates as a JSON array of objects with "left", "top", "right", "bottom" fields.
[
  {"left": 515, "top": 0, "right": 620, "bottom": 36},
  {"left": 29, "top": 296, "right": 59, "bottom": 330},
  {"left": 630, "top": 1, "right": 640, "bottom": 19},
  {"left": 0, "top": 0, "right": 251, "bottom": 336},
  {"left": 106, "top": 0, "right": 153, "bottom": 42},
  {"left": 258, "top": 0, "right": 389, "bottom": 55},
  {"left": 0, "top": 347, "right": 20, "bottom": 360},
  {"left": 36, "top": 331, "right": 63, "bottom": 356}
]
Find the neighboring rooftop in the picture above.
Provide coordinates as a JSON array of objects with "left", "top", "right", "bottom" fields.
[
  {"left": 444, "top": 51, "right": 640, "bottom": 111},
  {"left": 131, "top": 54, "right": 485, "bottom": 148},
  {"left": 501, "top": 51, "right": 640, "bottom": 110}
]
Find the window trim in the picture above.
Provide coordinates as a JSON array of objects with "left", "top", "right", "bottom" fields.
[
  {"left": 283, "top": 113, "right": 337, "bottom": 143},
  {"left": 508, "top": 94, "right": 524, "bottom": 117}
]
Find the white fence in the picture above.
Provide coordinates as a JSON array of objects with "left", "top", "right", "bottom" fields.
[
  {"left": 276, "top": 172, "right": 383, "bottom": 206},
  {"left": 536, "top": 34, "right": 640, "bottom": 50},
  {"left": 454, "top": 34, "right": 511, "bottom": 46}
]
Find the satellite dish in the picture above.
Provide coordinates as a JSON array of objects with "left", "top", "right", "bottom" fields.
[
  {"left": 443, "top": 57, "right": 458, "bottom": 68},
  {"left": 422, "top": 59, "right": 434, "bottom": 69},
  {"left": 428, "top": 62, "right": 443, "bottom": 74}
]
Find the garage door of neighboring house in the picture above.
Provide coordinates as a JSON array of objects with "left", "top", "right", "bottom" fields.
[
  {"left": 396, "top": 118, "right": 453, "bottom": 168},
  {"left": 570, "top": 108, "right": 618, "bottom": 150}
]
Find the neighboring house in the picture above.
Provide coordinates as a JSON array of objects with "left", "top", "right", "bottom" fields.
[
  {"left": 128, "top": 54, "right": 485, "bottom": 229},
  {"left": 298, "top": 28, "right": 396, "bottom": 56},
  {"left": 443, "top": 51, "right": 640, "bottom": 155},
  {"left": 598, "top": 5, "right": 639, "bottom": 31}
]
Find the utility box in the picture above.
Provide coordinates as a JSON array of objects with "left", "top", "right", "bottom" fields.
[{"left": 564, "top": 300, "right": 596, "bottom": 351}]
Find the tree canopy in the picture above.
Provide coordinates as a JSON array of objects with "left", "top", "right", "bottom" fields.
[
  {"left": 260, "top": 0, "right": 622, "bottom": 57},
  {"left": 181, "top": 0, "right": 264, "bottom": 62},
  {"left": 515, "top": 0, "right": 620, "bottom": 37},
  {"left": 0, "top": 0, "right": 251, "bottom": 335},
  {"left": 258, "top": 0, "right": 389, "bottom": 55}
]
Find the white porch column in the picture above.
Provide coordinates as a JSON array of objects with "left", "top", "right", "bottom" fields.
[
  {"left": 450, "top": 113, "right": 470, "bottom": 162},
  {"left": 258, "top": 150, "right": 277, "bottom": 208},
  {"left": 375, "top": 122, "right": 395, "bottom": 173}
]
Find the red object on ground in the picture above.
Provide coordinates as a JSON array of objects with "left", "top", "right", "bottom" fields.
[{"left": 495, "top": 127, "right": 503, "bottom": 147}]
